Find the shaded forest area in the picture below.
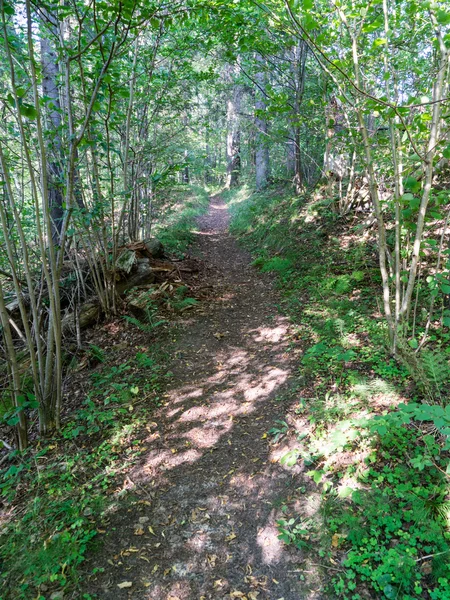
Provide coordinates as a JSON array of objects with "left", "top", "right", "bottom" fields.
[{"left": 1, "top": 0, "right": 450, "bottom": 598}]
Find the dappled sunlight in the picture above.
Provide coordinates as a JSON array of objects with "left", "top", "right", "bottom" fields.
[
  {"left": 243, "top": 368, "right": 288, "bottom": 401},
  {"left": 141, "top": 448, "right": 203, "bottom": 475},
  {"left": 184, "top": 424, "right": 228, "bottom": 447},
  {"left": 87, "top": 197, "right": 320, "bottom": 600},
  {"left": 257, "top": 520, "right": 284, "bottom": 565},
  {"left": 251, "top": 320, "right": 290, "bottom": 344},
  {"left": 115, "top": 308, "right": 304, "bottom": 598},
  {"left": 192, "top": 230, "right": 218, "bottom": 236}
]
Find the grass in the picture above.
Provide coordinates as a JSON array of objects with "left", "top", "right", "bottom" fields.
[
  {"left": 226, "top": 184, "right": 450, "bottom": 600},
  {"left": 153, "top": 184, "right": 210, "bottom": 255}
]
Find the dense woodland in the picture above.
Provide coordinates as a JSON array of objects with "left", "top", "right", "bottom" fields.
[{"left": 1, "top": 0, "right": 450, "bottom": 598}]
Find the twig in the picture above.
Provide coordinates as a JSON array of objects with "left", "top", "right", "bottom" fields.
[
  {"left": 309, "top": 562, "right": 344, "bottom": 572},
  {"left": 416, "top": 550, "right": 450, "bottom": 562}
]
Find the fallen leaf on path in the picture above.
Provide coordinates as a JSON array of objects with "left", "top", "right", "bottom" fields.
[
  {"left": 117, "top": 581, "right": 133, "bottom": 589},
  {"left": 207, "top": 554, "right": 217, "bottom": 566},
  {"left": 225, "top": 532, "right": 236, "bottom": 542},
  {"left": 134, "top": 527, "right": 144, "bottom": 536}
]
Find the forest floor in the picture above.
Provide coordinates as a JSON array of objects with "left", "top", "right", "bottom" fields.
[{"left": 87, "top": 196, "right": 323, "bottom": 599}]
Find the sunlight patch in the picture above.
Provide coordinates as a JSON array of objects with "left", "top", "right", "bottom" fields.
[{"left": 257, "top": 522, "right": 284, "bottom": 565}]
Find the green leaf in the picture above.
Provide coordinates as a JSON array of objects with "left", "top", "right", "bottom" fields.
[
  {"left": 307, "top": 469, "right": 324, "bottom": 484},
  {"left": 403, "top": 177, "right": 421, "bottom": 193},
  {"left": 441, "top": 284, "right": 450, "bottom": 294},
  {"left": 373, "top": 38, "right": 387, "bottom": 47},
  {"left": 437, "top": 10, "right": 450, "bottom": 25},
  {"left": 443, "top": 145, "right": 450, "bottom": 159},
  {"left": 338, "top": 486, "right": 353, "bottom": 498},
  {"left": 19, "top": 103, "right": 37, "bottom": 119},
  {"left": 3, "top": 2, "right": 14, "bottom": 15},
  {"left": 303, "top": 14, "right": 318, "bottom": 30},
  {"left": 280, "top": 449, "right": 300, "bottom": 467}
]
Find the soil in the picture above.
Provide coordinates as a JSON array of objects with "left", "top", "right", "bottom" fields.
[{"left": 87, "top": 196, "right": 323, "bottom": 600}]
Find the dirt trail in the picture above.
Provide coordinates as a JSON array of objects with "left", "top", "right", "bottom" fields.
[{"left": 89, "top": 197, "right": 321, "bottom": 599}]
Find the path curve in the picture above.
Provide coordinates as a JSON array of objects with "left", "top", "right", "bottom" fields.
[{"left": 89, "top": 197, "right": 321, "bottom": 599}]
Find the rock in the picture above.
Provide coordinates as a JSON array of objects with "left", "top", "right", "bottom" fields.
[
  {"left": 116, "top": 248, "right": 136, "bottom": 274},
  {"left": 143, "top": 237, "right": 164, "bottom": 258},
  {"left": 116, "top": 263, "right": 156, "bottom": 295},
  {"left": 50, "top": 591, "right": 64, "bottom": 599},
  {"left": 138, "top": 516, "right": 150, "bottom": 524},
  {"left": 127, "top": 289, "right": 157, "bottom": 319}
]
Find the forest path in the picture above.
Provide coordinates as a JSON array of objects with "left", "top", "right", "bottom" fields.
[{"left": 89, "top": 196, "right": 321, "bottom": 599}]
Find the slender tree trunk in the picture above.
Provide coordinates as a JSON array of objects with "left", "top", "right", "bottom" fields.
[
  {"left": 255, "top": 53, "right": 269, "bottom": 190},
  {"left": 291, "top": 40, "right": 307, "bottom": 193},
  {"left": 226, "top": 64, "right": 242, "bottom": 188},
  {"left": 183, "top": 149, "right": 190, "bottom": 183},
  {"left": 287, "top": 129, "right": 296, "bottom": 178},
  {"left": 0, "top": 282, "right": 28, "bottom": 450},
  {"left": 40, "top": 11, "right": 64, "bottom": 242}
]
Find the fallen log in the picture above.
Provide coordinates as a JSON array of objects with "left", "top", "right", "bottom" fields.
[{"left": 62, "top": 302, "right": 101, "bottom": 335}]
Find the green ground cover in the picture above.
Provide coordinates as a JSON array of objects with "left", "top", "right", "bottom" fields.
[{"left": 227, "top": 184, "right": 450, "bottom": 600}]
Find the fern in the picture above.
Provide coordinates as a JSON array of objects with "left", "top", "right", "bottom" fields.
[
  {"left": 259, "top": 256, "right": 293, "bottom": 274},
  {"left": 398, "top": 345, "right": 450, "bottom": 404},
  {"left": 421, "top": 350, "right": 450, "bottom": 402},
  {"left": 122, "top": 309, "right": 166, "bottom": 333},
  {"left": 171, "top": 297, "right": 198, "bottom": 311}
]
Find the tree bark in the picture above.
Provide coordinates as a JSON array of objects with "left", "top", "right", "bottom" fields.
[
  {"left": 254, "top": 53, "right": 269, "bottom": 190},
  {"left": 226, "top": 64, "right": 242, "bottom": 188},
  {"left": 41, "top": 11, "right": 64, "bottom": 242},
  {"left": 290, "top": 40, "right": 308, "bottom": 193}
]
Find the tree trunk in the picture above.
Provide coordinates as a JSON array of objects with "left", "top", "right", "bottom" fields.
[
  {"left": 226, "top": 64, "right": 242, "bottom": 188},
  {"left": 290, "top": 40, "right": 308, "bottom": 194},
  {"left": 41, "top": 12, "right": 64, "bottom": 242},
  {"left": 183, "top": 149, "right": 190, "bottom": 183},
  {"left": 254, "top": 53, "right": 269, "bottom": 190}
]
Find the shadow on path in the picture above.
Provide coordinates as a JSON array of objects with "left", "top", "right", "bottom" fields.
[{"left": 88, "top": 197, "right": 323, "bottom": 599}]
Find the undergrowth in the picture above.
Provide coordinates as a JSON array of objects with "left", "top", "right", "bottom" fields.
[
  {"left": 0, "top": 347, "right": 169, "bottom": 599},
  {"left": 153, "top": 184, "right": 209, "bottom": 254},
  {"left": 226, "top": 184, "right": 450, "bottom": 600},
  {"left": 0, "top": 185, "right": 209, "bottom": 599}
]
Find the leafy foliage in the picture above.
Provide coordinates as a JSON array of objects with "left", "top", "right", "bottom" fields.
[
  {"left": 0, "top": 349, "right": 167, "bottom": 598},
  {"left": 228, "top": 183, "right": 450, "bottom": 599}
]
